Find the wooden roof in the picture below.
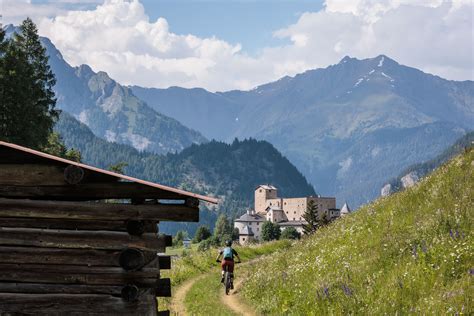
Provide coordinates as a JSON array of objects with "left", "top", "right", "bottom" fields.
[{"left": 0, "top": 141, "right": 218, "bottom": 204}]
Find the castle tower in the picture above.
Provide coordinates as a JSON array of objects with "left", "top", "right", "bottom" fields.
[{"left": 254, "top": 185, "right": 278, "bottom": 213}]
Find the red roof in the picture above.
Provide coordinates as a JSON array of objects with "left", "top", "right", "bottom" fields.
[{"left": 0, "top": 141, "right": 218, "bottom": 204}]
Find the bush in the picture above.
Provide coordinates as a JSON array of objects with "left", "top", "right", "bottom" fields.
[
  {"left": 193, "top": 225, "right": 212, "bottom": 243},
  {"left": 281, "top": 227, "right": 300, "bottom": 240},
  {"left": 261, "top": 221, "right": 281, "bottom": 241}
]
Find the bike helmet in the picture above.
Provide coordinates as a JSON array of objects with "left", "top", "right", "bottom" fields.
[{"left": 225, "top": 240, "right": 232, "bottom": 247}]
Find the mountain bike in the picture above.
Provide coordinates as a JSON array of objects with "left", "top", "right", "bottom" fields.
[{"left": 217, "top": 260, "right": 240, "bottom": 295}]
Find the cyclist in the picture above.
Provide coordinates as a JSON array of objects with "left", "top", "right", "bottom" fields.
[{"left": 216, "top": 240, "right": 241, "bottom": 288}]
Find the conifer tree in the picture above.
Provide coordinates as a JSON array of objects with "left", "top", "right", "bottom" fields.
[
  {"left": 0, "top": 18, "right": 59, "bottom": 149},
  {"left": 302, "top": 199, "right": 319, "bottom": 235}
]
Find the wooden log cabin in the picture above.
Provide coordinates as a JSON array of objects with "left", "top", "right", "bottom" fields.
[{"left": 0, "top": 141, "right": 218, "bottom": 315}]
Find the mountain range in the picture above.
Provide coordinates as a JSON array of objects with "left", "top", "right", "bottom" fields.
[
  {"left": 5, "top": 24, "right": 472, "bottom": 209},
  {"left": 55, "top": 113, "right": 315, "bottom": 234},
  {"left": 132, "top": 55, "right": 473, "bottom": 207}
]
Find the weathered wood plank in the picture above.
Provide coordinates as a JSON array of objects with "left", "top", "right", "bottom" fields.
[
  {"left": 0, "top": 217, "right": 158, "bottom": 233},
  {"left": 0, "top": 246, "right": 158, "bottom": 269},
  {"left": 0, "top": 293, "right": 157, "bottom": 315},
  {"left": 0, "top": 227, "right": 168, "bottom": 251},
  {"left": 0, "top": 263, "right": 160, "bottom": 286},
  {"left": 0, "top": 182, "right": 190, "bottom": 201},
  {"left": 0, "top": 198, "right": 199, "bottom": 222},
  {"left": 0, "top": 283, "right": 135, "bottom": 296},
  {"left": 0, "top": 164, "right": 66, "bottom": 185}
]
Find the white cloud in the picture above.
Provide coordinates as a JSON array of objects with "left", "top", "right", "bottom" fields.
[{"left": 17, "top": 0, "right": 474, "bottom": 91}]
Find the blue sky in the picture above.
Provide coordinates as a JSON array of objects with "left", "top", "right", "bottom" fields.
[
  {"left": 4, "top": 0, "right": 472, "bottom": 91},
  {"left": 139, "top": 0, "right": 324, "bottom": 54}
]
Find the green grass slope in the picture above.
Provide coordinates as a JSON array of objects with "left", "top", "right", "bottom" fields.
[{"left": 241, "top": 149, "right": 473, "bottom": 315}]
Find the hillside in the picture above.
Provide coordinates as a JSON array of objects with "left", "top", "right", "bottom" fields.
[
  {"left": 55, "top": 113, "right": 315, "bottom": 234},
  {"left": 382, "top": 131, "right": 474, "bottom": 195},
  {"left": 132, "top": 55, "right": 473, "bottom": 208},
  {"left": 239, "top": 149, "right": 473, "bottom": 314}
]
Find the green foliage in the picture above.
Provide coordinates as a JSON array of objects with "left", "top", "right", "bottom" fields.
[
  {"left": 173, "top": 230, "right": 188, "bottom": 247},
  {"left": 261, "top": 221, "right": 281, "bottom": 241},
  {"left": 281, "top": 227, "right": 300, "bottom": 240},
  {"left": 65, "top": 148, "right": 82, "bottom": 162},
  {"left": 193, "top": 226, "right": 211, "bottom": 243},
  {"left": 213, "top": 214, "right": 232, "bottom": 241},
  {"left": 0, "top": 18, "right": 58, "bottom": 149},
  {"left": 41, "top": 132, "right": 81, "bottom": 162},
  {"left": 108, "top": 162, "right": 128, "bottom": 174},
  {"left": 241, "top": 150, "right": 474, "bottom": 314},
  {"left": 302, "top": 199, "right": 319, "bottom": 235}
]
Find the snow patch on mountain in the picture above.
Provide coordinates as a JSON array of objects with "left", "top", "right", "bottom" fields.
[
  {"left": 354, "top": 78, "right": 364, "bottom": 87},
  {"left": 381, "top": 72, "right": 395, "bottom": 81},
  {"left": 378, "top": 56, "right": 385, "bottom": 67}
]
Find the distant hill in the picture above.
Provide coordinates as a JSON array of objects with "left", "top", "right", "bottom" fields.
[
  {"left": 132, "top": 55, "right": 473, "bottom": 208},
  {"left": 382, "top": 131, "right": 474, "bottom": 195},
  {"left": 55, "top": 113, "right": 315, "bottom": 234},
  {"left": 3, "top": 24, "right": 207, "bottom": 155},
  {"left": 240, "top": 148, "right": 473, "bottom": 314}
]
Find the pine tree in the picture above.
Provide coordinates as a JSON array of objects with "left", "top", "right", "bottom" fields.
[
  {"left": 0, "top": 18, "right": 59, "bottom": 149},
  {"left": 193, "top": 225, "right": 211, "bottom": 243},
  {"left": 302, "top": 199, "right": 319, "bottom": 235}
]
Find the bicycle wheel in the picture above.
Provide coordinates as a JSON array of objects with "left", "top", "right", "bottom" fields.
[{"left": 225, "top": 271, "right": 231, "bottom": 295}]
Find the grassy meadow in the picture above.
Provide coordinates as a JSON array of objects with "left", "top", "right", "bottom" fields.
[{"left": 239, "top": 149, "right": 473, "bottom": 314}]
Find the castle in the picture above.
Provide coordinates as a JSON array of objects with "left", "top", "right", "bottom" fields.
[{"left": 234, "top": 185, "right": 348, "bottom": 244}]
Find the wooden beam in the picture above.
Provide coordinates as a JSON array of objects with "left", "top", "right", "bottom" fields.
[
  {"left": 155, "top": 278, "right": 171, "bottom": 297},
  {"left": 0, "top": 263, "right": 160, "bottom": 286},
  {"left": 0, "top": 283, "right": 144, "bottom": 297},
  {"left": 0, "top": 164, "right": 65, "bottom": 185},
  {"left": 0, "top": 227, "right": 169, "bottom": 252},
  {"left": 158, "top": 255, "right": 171, "bottom": 270},
  {"left": 0, "top": 246, "right": 158, "bottom": 270},
  {"left": 0, "top": 217, "right": 158, "bottom": 234},
  {"left": 0, "top": 293, "right": 157, "bottom": 315},
  {"left": 0, "top": 198, "right": 199, "bottom": 222},
  {"left": 0, "top": 182, "right": 189, "bottom": 201},
  {"left": 0, "top": 283, "right": 167, "bottom": 302}
]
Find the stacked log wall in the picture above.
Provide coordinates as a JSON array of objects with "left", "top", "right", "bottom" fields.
[{"left": 0, "top": 146, "right": 201, "bottom": 315}]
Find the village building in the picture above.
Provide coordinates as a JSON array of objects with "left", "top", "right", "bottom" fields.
[
  {"left": 340, "top": 202, "right": 352, "bottom": 216},
  {"left": 235, "top": 185, "right": 340, "bottom": 244}
]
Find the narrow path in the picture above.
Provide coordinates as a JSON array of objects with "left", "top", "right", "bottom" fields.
[
  {"left": 220, "top": 279, "right": 257, "bottom": 316},
  {"left": 170, "top": 275, "right": 205, "bottom": 315}
]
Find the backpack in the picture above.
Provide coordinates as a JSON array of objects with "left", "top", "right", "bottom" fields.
[{"left": 223, "top": 247, "right": 233, "bottom": 260}]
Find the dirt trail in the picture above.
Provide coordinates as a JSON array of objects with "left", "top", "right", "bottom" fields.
[
  {"left": 220, "top": 279, "right": 257, "bottom": 316},
  {"left": 170, "top": 275, "right": 205, "bottom": 316}
]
